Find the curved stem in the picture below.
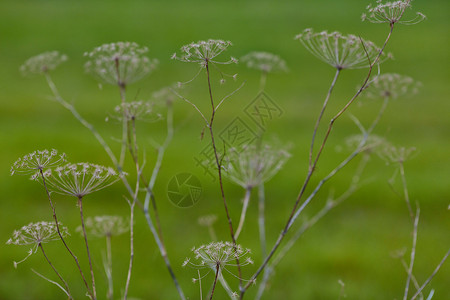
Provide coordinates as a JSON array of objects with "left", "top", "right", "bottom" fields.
[
  {"left": 235, "top": 188, "right": 252, "bottom": 240},
  {"left": 78, "top": 196, "right": 97, "bottom": 300},
  {"left": 39, "top": 243, "right": 73, "bottom": 299},
  {"left": 209, "top": 264, "right": 220, "bottom": 300},
  {"left": 258, "top": 183, "right": 267, "bottom": 258},
  {"left": 105, "top": 235, "right": 113, "bottom": 300}
]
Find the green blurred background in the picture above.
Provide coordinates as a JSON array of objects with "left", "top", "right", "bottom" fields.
[{"left": 1, "top": 0, "right": 449, "bottom": 299}]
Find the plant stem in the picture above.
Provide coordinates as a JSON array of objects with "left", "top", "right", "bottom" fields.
[
  {"left": 240, "top": 24, "right": 395, "bottom": 298},
  {"left": 404, "top": 207, "right": 420, "bottom": 300},
  {"left": 78, "top": 196, "right": 97, "bottom": 300},
  {"left": 210, "top": 264, "right": 220, "bottom": 300},
  {"left": 258, "top": 183, "right": 267, "bottom": 258},
  {"left": 309, "top": 68, "right": 341, "bottom": 168},
  {"left": 39, "top": 169, "right": 93, "bottom": 298},
  {"left": 105, "top": 235, "right": 113, "bottom": 300},
  {"left": 235, "top": 187, "right": 252, "bottom": 240},
  {"left": 39, "top": 243, "right": 73, "bottom": 299},
  {"left": 205, "top": 61, "right": 242, "bottom": 287}
]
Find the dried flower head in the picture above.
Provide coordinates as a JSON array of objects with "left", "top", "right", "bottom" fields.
[
  {"left": 198, "top": 214, "right": 218, "bottom": 227},
  {"left": 110, "top": 100, "right": 162, "bottom": 122},
  {"left": 45, "top": 163, "right": 121, "bottom": 198},
  {"left": 365, "top": 73, "right": 420, "bottom": 100},
  {"left": 172, "top": 39, "right": 237, "bottom": 68},
  {"left": 362, "top": 0, "right": 426, "bottom": 25},
  {"left": 151, "top": 85, "right": 180, "bottom": 106},
  {"left": 20, "top": 51, "right": 67, "bottom": 76},
  {"left": 345, "top": 134, "right": 387, "bottom": 154},
  {"left": 84, "top": 42, "right": 158, "bottom": 87},
  {"left": 224, "top": 144, "right": 290, "bottom": 189},
  {"left": 295, "top": 29, "right": 391, "bottom": 70},
  {"left": 10, "top": 149, "right": 66, "bottom": 180},
  {"left": 380, "top": 144, "right": 416, "bottom": 164},
  {"left": 77, "top": 215, "right": 129, "bottom": 238},
  {"left": 7, "top": 221, "right": 68, "bottom": 267},
  {"left": 182, "top": 241, "right": 253, "bottom": 271},
  {"left": 240, "top": 51, "right": 288, "bottom": 73}
]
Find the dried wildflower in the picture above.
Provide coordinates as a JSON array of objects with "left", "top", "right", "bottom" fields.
[
  {"left": 84, "top": 42, "right": 158, "bottom": 87},
  {"left": 45, "top": 163, "right": 121, "bottom": 198},
  {"left": 345, "top": 134, "right": 387, "bottom": 154},
  {"left": 182, "top": 241, "right": 253, "bottom": 271},
  {"left": 364, "top": 73, "right": 420, "bottom": 100},
  {"left": 240, "top": 51, "right": 288, "bottom": 73},
  {"left": 7, "top": 221, "right": 68, "bottom": 266},
  {"left": 20, "top": 51, "right": 68, "bottom": 76},
  {"left": 77, "top": 215, "right": 129, "bottom": 238},
  {"left": 295, "top": 29, "right": 391, "bottom": 70},
  {"left": 381, "top": 144, "right": 416, "bottom": 164},
  {"left": 224, "top": 144, "right": 290, "bottom": 189},
  {"left": 172, "top": 39, "right": 237, "bottom": 68},
  {"left": 10, "top": 149, "right": 66, "bottom": 180},
  {"left": 198, "top": 214, "right": 218, "bottom": 227},
  {"left": 110, "top": 100, "right": 162, "bottom": 122},
  {"left": 151, "top": 84, "right": 180, "bottom": 106},
  {"left": 362, "top": 0, "right": 426, "bottom": 25}
]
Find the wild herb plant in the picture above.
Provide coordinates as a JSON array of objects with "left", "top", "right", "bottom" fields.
[{"left": 7, "top": 0, "right": 449, "bottom": 299}]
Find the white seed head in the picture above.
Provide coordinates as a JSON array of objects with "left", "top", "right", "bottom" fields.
[
  {"left": 364, "top": 73, "right": 420, "bottom": 100},
  {"left": 380, "top": 144, "right": 416, "bottom": 164},
  {"left": 198, "top": 214, "right": 218, "bottom": 227},
  {"left": 363, "top": 0, "right": 426, "bottom": 25},
  {"left": 224, "top": 144, "right": 291, "bottom": 189},
  {"left": 77, "top": 215, "right": 129, "bottom": 237},
  {"left": 111, "top": 100, "right": 162, "bottom": 122},
  {"left": 7, "top": 221, "right": 68, "bottom": 247},
  {"left": 20, "top": 51, "right": 67, "bottom": 76},
  {"left": 84, "top": 42, "right": 158, "bottom": 86},
  {"left": 10, "top": 149, "right": 66, "bottom": 179},
  {"left": 172, "top": 39, "right": 235, "bottom": 68},
  {"left": 240, "top": 51, "right": 288, "bottom": 73},
  {"left": 295, "top": 28, "right": 391, "bottom": 70},
  {"left": 44, "top": 162, "right": 121, "bottom": 198}
]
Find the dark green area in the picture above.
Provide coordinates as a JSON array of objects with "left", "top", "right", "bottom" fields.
[{"left": 1, "top": 0, "right": 449, "bottom": 299}]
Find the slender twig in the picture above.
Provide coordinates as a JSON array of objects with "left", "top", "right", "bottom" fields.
[
  {"left": 105, "top": 235, "right": 113, "bottom": 300},
  {"left": 39, "top": 243, "right": 73, "bottom": 299},
  {"left": 259, "top": 71, "right": 268, "bottom": 92},
  {"left": 309, "top": 69, "right": 341, "bottom": 168},
  {"left": 400, "top": 258, "right": 423, "bottom": 300},
  {"left": 205, "top": 61, "right": 243, "bottom": 288},
  {"left": 258, "top": 183, "right": 267, "bottom": 258},
  {"left": 399, "top": 162, "right": 414, "bottom": 221},
  {"left": 215, "top": 81, "right": 246, "bottom": 111},
  {"left": 410, "top": 248, "right": 450, "bottom": 300},
  {"left": 210, "top": 264, "right": 220, "bottom": 300},
  {"left": 38, "top": 169, "right": 93, "bottom": 298},
  {"left": 235, "top": 187, "right": 253, "bottom": 240},
  {"left": 31, "top": 269, "right": 71, "bottom": 298},
  {"left": 241, "top": 25, "right": 396, "bottom": 297},
  {"left": 403, "top": 207, "right": 420, "bottom": 300},
  {"left": 78, "top": 196, "right": 97, "bottom": 300}
]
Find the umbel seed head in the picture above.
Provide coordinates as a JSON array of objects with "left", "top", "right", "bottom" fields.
[{"left": 20, "top": 51, "right": 67, "bottom": 76}]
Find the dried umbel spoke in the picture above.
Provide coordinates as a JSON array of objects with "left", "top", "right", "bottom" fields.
[
  {"left": 345, "top": 134, "right": 387, "bottom": 154},
  {"left": 362, "top": 0, "right": 426, "bottom": 25},
  {"left": 295, "top": 29, "right": 391, "bottom": 70},
  {"left": 20, "top": 51, "right": 68, "bottom": 76},
  {"left": 224, "top": 144, "right": 291, "bottom": 189},
  {"left": 110, "top": 100, "right": 162, "bottom": 122},
  {"left": 183, "top": 241, "right": 253, "bottom": 271},
  {"left": 364, "top": 73, "right": 420, "bottom": 100},
  {"left": 10, "top": 149, "right": 66, "bottom": 179},
  {"left": 240, "top": 51, "right": 288, "bottom": 73},
  {"left": 45, "top": 163, "right": 121, "bottom": 198},
  {"left": 78, "top": 215, "right": 129, "bottom": 238},
  {"left": 84, "top": 42, "right": 158, "bottom": 86},
  {"left": 7, "top": 221, "right": 68, "bottom": 255},
  {"left": 172, "top": 39, "right": 237, "bottom": 68}
]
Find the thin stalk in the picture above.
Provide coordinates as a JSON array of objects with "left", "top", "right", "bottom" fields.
[
  {"left": 259, "top": 71, "right": 268, "bottom": 91},
  {"left": 210, "top": 264, "right": 220, "bottom": 300},
  {"left": 410, "top": 248, "right": 450, "bottom": 300},
  {"left": 78, "top": 196, "right": 97, "bottom": 300},
  {"left": 399, "top": 162, "right": 414, "bottom": 221},
  {"left": 105, "top": 235, "right": 113, "bottom": 300},
  {"left": 119, "top": 83, "right": 128, "bottom": 168},
  {"left": 309, "top": 69, "right": 341, "bottom": 168},
  {"left": 258, "top": 183, "right": 267, "bottom": 258},
  {"left": 39, "top": 170, "right": 93, "bottom": 298},
  {"left": 241, "top": 24, "right": 395, "bottom": 297},
  {"left": 404, "top": 207, "right": 420, "bottom": 300},
  {"left": 400, "top": 258, "right": 423, "bottom": 300},
  {"left": 39, "top": 243, "right": 73, "bottom": 300},
  {"left": 235, "top": 187, "right": 253, "bottom": 240},
  {"left": 205, "top": 61, "right": 242, "bottom": 287}
]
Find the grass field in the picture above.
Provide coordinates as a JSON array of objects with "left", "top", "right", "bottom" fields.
[{"left": 1, "top": 0, "right": 449, "bottom": 299}]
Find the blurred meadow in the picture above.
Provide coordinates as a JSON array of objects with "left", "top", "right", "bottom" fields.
[{"left": 1, "top": 0, "right": 449, "bottom": 299}]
